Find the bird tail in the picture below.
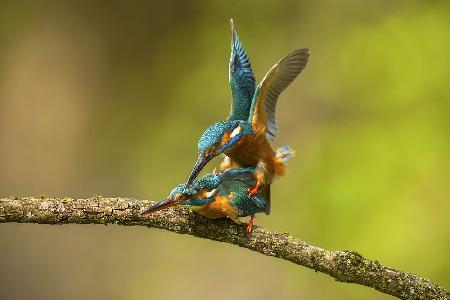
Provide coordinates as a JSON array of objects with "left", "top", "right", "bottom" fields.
[{"left": 275, "top": 145, "right": 295, "bottom": 166}]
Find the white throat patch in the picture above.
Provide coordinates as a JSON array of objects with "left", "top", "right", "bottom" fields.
[
  {"left": 205, "top": 189, "right": 218, "bottom": 198},
  {"left": 230, "top": 125, "right": 242, "bottom": 138}
]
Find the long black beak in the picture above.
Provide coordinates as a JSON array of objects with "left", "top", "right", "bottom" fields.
[
  {"left": 143, "top": 196, "right": 184, "bottom": 215},
  {"left": 186, "top": 155, "right": 209, "bottom": 187}
]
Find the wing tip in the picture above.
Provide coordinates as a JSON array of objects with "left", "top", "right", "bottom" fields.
[
  {"left": 284, "top": 48, "right": 310, "bottom": 70},
  {"left": 297, "top": 48, "right": 310, "bottom": 54},
  {"left": 230, "top": 18, "right": 237, "bottom": 46},
  {"left": 293, "top": 48, "right": 310, "bottom": 59}
]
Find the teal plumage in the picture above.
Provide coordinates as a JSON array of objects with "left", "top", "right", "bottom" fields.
[
  {"left": 197, "top": 120, "right": 252, "bottom": 158},
  {"left": 144, "top": 167, "right": 269, "bottom": 219},
  {"left": 186, "top": 20, "right": 309, "bottom": 188},
  {"left": 181, "top": 167, "right": 267, "bottom": 217},
  {"left": 145, "top": 145, "right": 295, "bottom": 231},
  {"left": 228, "top": 19, "right": 256, "bottom": 121},
  {"left": 144, "top": 20, "right": 308, "bottom": 233}
]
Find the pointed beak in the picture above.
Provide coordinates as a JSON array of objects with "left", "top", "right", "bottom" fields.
[
  {"left": 186, "top": 154, "right": 209, "bottom": 187},
  {"left": 143, "top": 195, "right": 187, "bottom": 215}
]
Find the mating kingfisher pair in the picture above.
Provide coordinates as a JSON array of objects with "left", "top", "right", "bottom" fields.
[{"left": 144, "top": 19, "right": 309, "bottom": 232}]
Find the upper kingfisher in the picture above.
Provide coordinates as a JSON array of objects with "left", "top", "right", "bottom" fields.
[
  {"left": 144, "top": 167, "right": 269, "bottom": 232},
  {"left": 186, "top": 19, "right": 309, "bottom": 196}
]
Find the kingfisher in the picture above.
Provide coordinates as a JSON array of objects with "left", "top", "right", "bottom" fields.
[
  {"left": 144, "top": 146, "right": 294, "bottom": 232},
  {"left": 186, "top": 19, "right": 309, "bottom": 196},
  {"left": 144, "top": 167, "right": 269, "bottom": 232}
]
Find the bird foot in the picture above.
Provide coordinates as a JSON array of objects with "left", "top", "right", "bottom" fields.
[
  {"left": 247, "top": 179, "right": 262, "bottom": 197},
  {"left": 246, "top": 216, "right": 255, "bottom": 233},
  {"left": 247, "top": 185, "right": 259, "bottom": 197}
]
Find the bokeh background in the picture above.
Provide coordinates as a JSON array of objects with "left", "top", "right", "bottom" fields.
[{"left": 1, "top": 1, "right": 449, "bottom": 299}]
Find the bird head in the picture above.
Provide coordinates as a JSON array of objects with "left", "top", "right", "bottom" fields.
[
  {"left": 142, "top": 183, "right": 191, "bottom": 214},
  {"left": 143, "top": 174, "right": 219, "bottom": 214},
  {"left": 186, "top": 120, "right": 248, "bottom": 186}
]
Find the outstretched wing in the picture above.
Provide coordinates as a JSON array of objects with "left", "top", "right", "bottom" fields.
[
  {"left": 228, "top": 19, "right": 256, "bottom": 120},
  {"left": 249, "top": 48, "right": 309, "bottom": 140}
]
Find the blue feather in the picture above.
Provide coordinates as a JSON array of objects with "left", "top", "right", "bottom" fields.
[
  {"left": 219, "top": 132, "right": 242, "bottom": 153},
  {"left": 228, "top": 19, "right": 256, "bottom": 121}
]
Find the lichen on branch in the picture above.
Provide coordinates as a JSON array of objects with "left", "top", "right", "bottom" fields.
[{"left": 0, "top": 197, "right": 448, "bottom": 300}]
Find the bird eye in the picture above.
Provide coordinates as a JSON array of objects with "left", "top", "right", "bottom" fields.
[{"left": 206, "top": 142, "right": 221, "bottom": 156}]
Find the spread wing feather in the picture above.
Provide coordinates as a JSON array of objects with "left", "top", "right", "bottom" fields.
[
  {"left": 249, "top": 48, "right": 309, "bottom": 140},
  {"left": 228, "top": 19, "right": 256, "bottom": 120}
]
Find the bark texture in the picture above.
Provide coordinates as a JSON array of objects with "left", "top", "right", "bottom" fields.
[{"left": 1, "top": 197, "right": 448, "bottom": 300}]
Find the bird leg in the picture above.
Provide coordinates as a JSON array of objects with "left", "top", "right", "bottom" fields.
[
  {"left": 246, "top": 215, "right": 255, "bottom": 233},
  {"left": 247, "top": 179, "right": 262, "bottom": 197},
  {"left": 247, "top": 161, "right": 266, "bottom": 197}
]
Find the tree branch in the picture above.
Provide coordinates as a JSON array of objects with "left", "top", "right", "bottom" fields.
[{"left": 0, "top": 197, "right": 448, "bottom": 300}]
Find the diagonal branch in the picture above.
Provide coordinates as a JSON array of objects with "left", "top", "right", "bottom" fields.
[{"left": 0, "top": 197, "right": 448, "bottom": 300}]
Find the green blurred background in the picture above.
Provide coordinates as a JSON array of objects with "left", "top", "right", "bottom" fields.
[{"left": 1, "top": 1, "right": 449, "bottom": 299}]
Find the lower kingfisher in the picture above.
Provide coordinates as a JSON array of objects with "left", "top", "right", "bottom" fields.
[
  {"left": 144, "top": 146, "right": 294, "bottom": 232},
  {"left": 144, "top": 167, "right": 267, "bottom": 232},
  {"left": 186, "top": 20, "right": 309, "bottom": 197}
]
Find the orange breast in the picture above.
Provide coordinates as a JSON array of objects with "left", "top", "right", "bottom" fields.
[
  {"left": 193, "top": 193, "right": 238, "bottom": 219},
  {"left": 224, "top": 132, "right": 285, "bottom": 183}
]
